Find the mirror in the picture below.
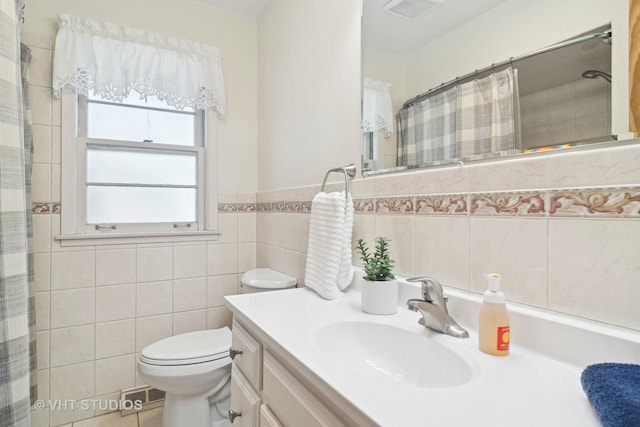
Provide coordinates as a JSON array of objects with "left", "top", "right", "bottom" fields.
[{"left": 362, "top": 0, "right": 619, "bottom": 175}]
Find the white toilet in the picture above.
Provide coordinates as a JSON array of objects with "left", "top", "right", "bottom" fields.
[{"left": 137, "top": 268, "right": 296, "bottom": 427}]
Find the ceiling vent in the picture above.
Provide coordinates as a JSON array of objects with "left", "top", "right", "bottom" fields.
[{"left": 382, "top": 0, "right": 446, "bottom": 20}]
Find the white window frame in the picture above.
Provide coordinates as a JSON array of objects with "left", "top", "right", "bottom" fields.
[{"left": 57, "top": 90, "right": 219, "bottom": 246}]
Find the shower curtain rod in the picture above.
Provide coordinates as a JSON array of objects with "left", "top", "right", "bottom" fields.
[{"left": 402, "top": 29, "right": 612, "bottom": 109}]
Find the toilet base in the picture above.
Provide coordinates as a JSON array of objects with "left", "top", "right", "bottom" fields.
[{"left": 161, "top": 377, "right": 231, "bottom": 427}]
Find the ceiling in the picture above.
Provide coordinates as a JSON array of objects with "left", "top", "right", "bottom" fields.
[{"left": 195, "top": 0, "right": 510, "bottom": 55}]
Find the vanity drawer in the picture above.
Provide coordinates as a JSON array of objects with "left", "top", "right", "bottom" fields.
[
  {"left": 262, "top": 351, "right": 347, "bottom": 427},
  {"left": 230, "top": 364, "right": 262, "bottom": 427},
  {"left": 231, "top": 320, "right": 263, "bottom": 390}
]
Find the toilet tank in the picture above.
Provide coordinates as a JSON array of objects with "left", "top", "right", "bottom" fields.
[{"left": 240, "top": 268, "right": 297, "bottom": 294}]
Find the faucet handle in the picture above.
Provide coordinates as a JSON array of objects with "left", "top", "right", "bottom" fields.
[{"left": 407, "top": 277, "right": 445, "bottom": 305}]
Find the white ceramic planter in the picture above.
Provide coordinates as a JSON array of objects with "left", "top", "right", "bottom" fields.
[{"left": 361, "top": 279, "right": 398, "bottom": 315}]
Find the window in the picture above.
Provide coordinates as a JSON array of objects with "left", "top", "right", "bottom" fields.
[{"left": 60, "top": 90, "right": 219, "bottom": 243}]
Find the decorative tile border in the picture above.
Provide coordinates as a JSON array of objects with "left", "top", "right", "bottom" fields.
[
  {"left": 416, "top": 194, "right": 467, "bottom": 215},
  {"left": 470, "top": 192, "right": 545, "bottom": 216},
  {"left": 35, "top": 186, "right": 640, "bottom": 219},
  {"left": 375, "top": 197, "right": 414, "bottom": 214},
  {"left": 549, "top": 187, "right": 640, "bottom": 218}
]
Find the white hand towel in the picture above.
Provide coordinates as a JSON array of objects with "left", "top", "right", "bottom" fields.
[
  {"left": 337, "top": 192, "right": 354, "bottom": 290},
  {"left": 304, "top": 191, "right": 353, "bottom": 299}
]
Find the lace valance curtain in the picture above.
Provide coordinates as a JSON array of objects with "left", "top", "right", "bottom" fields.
[
  {"left": 362, "top": 78, "right": 393, "bottom": 137},
  {"left": 52, "top": 14, "right": 226, "bottom": 115}
]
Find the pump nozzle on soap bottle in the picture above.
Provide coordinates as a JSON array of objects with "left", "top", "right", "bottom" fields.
[{"left": 479, "top": 273, "right": 510, "bottom": 356}]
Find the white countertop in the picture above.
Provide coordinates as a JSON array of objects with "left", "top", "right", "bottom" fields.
[{"left": 225, "top": 280, "right": 640, "bottom": 427}]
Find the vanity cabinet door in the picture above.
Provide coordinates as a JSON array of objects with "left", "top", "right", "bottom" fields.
[
  {"left": 230, "top": 364, "right": 261, "bottom": 427},
  {"left": 231, "top": 320, "right": 263, "bottom": 390},
  {"left": 259, "top": 404, "right": 283, "bottom": 427},
  {"left": 262, "top": 351, "right": 347, "bottom": 427}
]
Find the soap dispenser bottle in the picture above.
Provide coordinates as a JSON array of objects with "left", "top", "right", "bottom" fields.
[{"left": 479, "top": 273, "right": 510, "bottom": 356}]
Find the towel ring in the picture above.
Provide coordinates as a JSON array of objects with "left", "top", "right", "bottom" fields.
[{"left": 320, "top": 164, "right": 356, "bottom": 202}]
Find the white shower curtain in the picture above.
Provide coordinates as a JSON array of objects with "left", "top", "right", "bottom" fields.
[{"left": 397, "top": 67, "right": 517, "bottom": 166}]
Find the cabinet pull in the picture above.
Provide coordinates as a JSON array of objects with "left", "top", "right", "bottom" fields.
[
  {"left": 229, "top": 347, "right": 243, "bottom": 360},
  {"left": 228, "top": 408, "right": 242, "bottom": 423}
]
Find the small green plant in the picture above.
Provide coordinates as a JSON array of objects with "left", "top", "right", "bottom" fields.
[{"left": 355, "top": 237, "right": 395, "bottom": 281}]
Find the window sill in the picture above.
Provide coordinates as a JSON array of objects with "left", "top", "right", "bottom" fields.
[{"left": 55, "top": 230, "right": 220, "bottom": 247}]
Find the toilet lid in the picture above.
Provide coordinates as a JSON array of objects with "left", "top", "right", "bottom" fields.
[
  {"left": 241, "top": 268, "right": 297, "bottom": 289},
  {"left": 140, "top": 327, "right": 231, "bottom": 366}
]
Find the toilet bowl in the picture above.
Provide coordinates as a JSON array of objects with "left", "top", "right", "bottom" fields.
[
  {"left": 137, "top": 268, "right": 296, "bottom": 427},
  {"left": 137, "top": 328, "right": 232, "bottom": 427}
]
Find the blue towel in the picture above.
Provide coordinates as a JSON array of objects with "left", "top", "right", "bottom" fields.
[{"left": 580, "top": 363, "right": 640, "bottom": 427}]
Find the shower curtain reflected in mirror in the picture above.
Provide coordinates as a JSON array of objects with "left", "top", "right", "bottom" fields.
[
  {"left": 0, "top": 1, "right": 38, "bottom": 426},
  {"left": 397, "top": 67, "right": 518, "bottom": 167}
]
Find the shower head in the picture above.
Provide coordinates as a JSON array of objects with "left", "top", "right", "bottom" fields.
[{"left": 581, "top": 69, "right": 612, "bottom": 83}]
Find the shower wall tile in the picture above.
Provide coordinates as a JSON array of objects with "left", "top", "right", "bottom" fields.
[
  {"left": 413, "top": 166, "right": 469, "bottom": 194},
  {"left": 237, "top": 213, "right": 256, "bottom": 242},
  {"left": 173, "top": 244, "right": 207, "bottom": 279},
  {"left": 575, "top": 113, "right": 609, "bottom": 141},
  {"left": 29, "top": 85, "right": 52, "bottom": 126},
  {"left": 547, "top": 119, "right": 575, "bottom": 144},
  {"left": 522, "top": 125, "right": 547, "bottom": 149},
  {"left": 575, "top": 79, "right": 609, "bottom": 116},
  {"left": 207, "top": 243, "right": 238, "bottom": 275},
  {"left": 374, "top": 214, "right": 415, "bottom": 277},
  {"left": 548, "top": 219, "right": 640, "bottom": 330},
  {"left": 173, "top": 277, "right": 207, "bottom": 312},
  {"left": 135, "top": 314, "right": 173, "bottom": 352},
  {"left": 468, "top": 157, "right": 547, "bottom": 192},
  {"left": 372, "top": 171, "right": 416, "bottom": 196},
  {"left": 50, "top": 325, "right": 95, "bottom": 367},
  {"left": 548, "top": 144, "right": 640, "bottom": 188},
  {"left": 95, "top": 319, "right": 135, "bottom": 359},
  {"left": 520, "top": 91, "right": 547, "bottom": 128},
  {"left": 547, "top": 82, "right": 575, "bottom": 122},
  {"left": 49, "top": 361, "right": 95, "bottom": 425},
  {"left": 36, "top": 331, "right": 50, "bottom": 369},
  {"left": 173, "top": 309, "right": 207, "bottom": 335},
  {"left": 31, "top": 163, "right": 51, "bottom": 202},
  {"left": 207, "top": 274, "right": 238, "bottom": 307},
  {"left": 34, "top": 252, "right": 50, "bottom": 291},
  {"left": 136, "top": 281, "right": 173, "bottom": 317},
  {"left": 414, "top": 216, "right": 469, "bottom": 291},
  {"left": 206, "top": 307, "right": 233, "bottom": 330},
  {"left": 136, "top": 246, "right": 173, "bottom": 282},
  {"left": 469, "top": 217, "right": 548, "bottom": 308},
  {"left": 33, "top": 214, "right": 51, "bottom": 253},
  {"left": 95, "top": 248, "right": 136, "bottom": 286},
  {"left": 32, "top": 124, "right": 52, "bottom": 164},
  {"left": 50, "top": 288, "right": 95, "bottom": 328},
  {"left": 238, "top": 242, "right": 256, "bottom": 273},
  {"left": 50, "top": 250, "right": 95, "bottom": 290},
  {"left": 51, "top": 126, "right": 61, "bottom": 164},
  {"left": 95, "top": 354, "right": 136, "bottom": 396},
  {"left": 35, "top": 292, "right": 50, "bottom": 331},
  {"left": 28, "top": 46, "right": 52, "bottom": 87},
  {"left": 95, "top": 284, "right": 135, "bottom": 322}
]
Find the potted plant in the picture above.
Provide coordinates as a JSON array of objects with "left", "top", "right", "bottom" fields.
[{"left": 355, "top": 237, "right": 398, "bottom": 315}]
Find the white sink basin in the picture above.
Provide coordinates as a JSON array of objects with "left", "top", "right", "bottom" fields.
[{"left": 315, "top": 321, "right": 474, "bottom": 388}]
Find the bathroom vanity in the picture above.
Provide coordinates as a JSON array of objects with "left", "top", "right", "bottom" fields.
[{"left": 225, "top": 279, "right": 640, "bottom": 426}]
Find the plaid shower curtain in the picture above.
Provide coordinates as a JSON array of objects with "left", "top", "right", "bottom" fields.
[
  {"left": 397, "top": 67, "right": 517, "bottom": 166},
  {"left": 0, "top": 1, "right": 37, "bottom": 426}
]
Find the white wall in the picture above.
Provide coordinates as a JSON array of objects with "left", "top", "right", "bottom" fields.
[
  {"left": 257, "top": 0, "right": 362, "bottom": 191},
  {"left": 405, "top": 0, "right": 629, "bottom": 138},
  {"left": 24, "top": 0, "right": 258, "bottom": 193}
]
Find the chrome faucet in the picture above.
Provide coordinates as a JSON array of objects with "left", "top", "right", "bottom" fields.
[{"left": 406, "top": 277, "right": 469, "bottom": 338}]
